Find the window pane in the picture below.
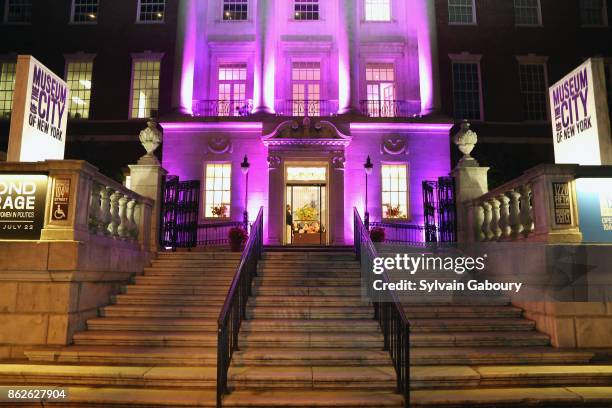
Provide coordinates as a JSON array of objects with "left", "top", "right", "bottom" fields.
[
  {"left": 66, "top": 61, "right": 93, "bottom": 119},
  {"left": 291, "top": 62, "right": 321, "bottom": 116},
  {"left": 381, "top": 164, "right": 408, "bottom": 219},
  {"left": 223, "top": 0, "right": 248, "bottom": 21},
  {"left": 72, "top": 0, "right": 98, "bottom": 23},
  {"left": 204, "top": 163, "right": 232, "bottom": 218},
  {"left": 217, "top": 63, "right": 248, "bottom": 116},
  {"left": 579, "top": 0, "right": 605, "bottom": 25},
  {"left": 514, "top": 0, "right": 540, "bottom": 25},
  {"left": 365, "top": 0, "right": 390, "bottom": 21},
  {"left": 519, "top": 64, "right": 547, "bottom": 121},
  {"left": 365, "top": 63, "right": 396, "bottom": 117},
  {"left": 452, "top": 62, "right": 482, "bottom": 120},
  {"left": 448, "top": 0, "right": 474, "bottom": 24},
  {"left": 138, "top": 0, "right": 165, "bottom": 22},
  {"left": 294, "top": 0, "right": 319, "bottom": 20},
  {"left": 0, "top": 62, "right": 17, "bottom": 119},
  {"left": 131, "top": 59, "right": 161, "bottom": 118},
  {"left": 605, "top": 65, "right": 612, "bottom": 122}
]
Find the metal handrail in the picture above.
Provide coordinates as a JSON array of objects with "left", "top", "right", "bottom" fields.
[
  {"left": 354, "top": 208, "right": 410, "bottom": 408},
  {"left": 216, "top": 207, "right": 264, "bottom": 407}
]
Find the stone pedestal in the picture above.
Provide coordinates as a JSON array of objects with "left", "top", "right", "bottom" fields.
[
  {"left": 128, "top": 163, "right": 168, "bottom": 253},
  {"left": 451, "top": 165, "right": 489, "bottom": 243}
]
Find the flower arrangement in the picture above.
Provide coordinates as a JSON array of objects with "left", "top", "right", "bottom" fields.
[
  {"left": 228, "top": 227, "right": 248, "bottom": 251},
  {"left": 370, "top": 227, "right": 386, "bottom": 243},
  {"left": 212, "top": 204, "right": 228, "bottom": 218},
  {"left": 296, "top": 205, "right": 318, "bottom": 222},
  {"left": 385, "top": 204, "right": 406, "bottom": 219}
]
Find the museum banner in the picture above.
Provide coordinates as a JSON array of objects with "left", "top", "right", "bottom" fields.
[{"left": 0, "top": 174, "right": 48, "bottom": 240}]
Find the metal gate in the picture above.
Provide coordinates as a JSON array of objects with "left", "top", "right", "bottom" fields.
[
  {"left": 161, "top": 176, "right": 200, "bottom": 249},
  {"left": 422, "top": 177, "right": 457, "bottom": 243}
]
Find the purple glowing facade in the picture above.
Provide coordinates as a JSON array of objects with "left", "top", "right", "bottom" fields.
[{"left": 162, "top": 1, "right": 451, "bottom": 245}]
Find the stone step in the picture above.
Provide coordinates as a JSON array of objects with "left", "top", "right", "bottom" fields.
[
  {"left": 143, "top": 268, "right": 237, "bottom": 276},
  {"left": 227, "top": 366, "right": 396, "bottom": 390},
  {"left": 254, "top": 277, "right": 361, "bottom": 286},
  {"left": 410, "top": 386, "right": 612, "bottom": 407},
  {"left": 248, "top": 296, "right": 369, "bottom": 307},
  {"left": 409, "top": 318, "right": 536, "bottom": 333},
  {"left": 87, "top": 317, "right": 218, "bottom": 332},
  {"left": 157, "top": 251, "right": 241, "bottom": 260},
  {"left": 73, "top": 331, "right": 217, "bottom": 347},
  {"left": 262, "top": 252, "right": 357, "bottom": 261},
  {"left": 402, "top": 305, "right": 523, "bottom": 318},
  {"left": 409, "top": 332, "right": 549, "bottom": 347},
  {"left": 256, "top": 269, "right": 361, "bottom": 277},
  {"left": 135, "top": 275, "right": 234, "bottom": 285},
  {"left": 26, "top": 346, "right": 217, "bottom": 366},
  {"left": 113, "top": 294, "right": 226, "bottom": 306},
  {"left": 222, "top": 390, "right": 404, "bottom": 407},
  {"left": 402, "top": 297, "right": 512, "bottom": 306},
  {"left": 232, "top": 348, "right": 391, "bottom": 366},
  {"left": 258, "top": 262, "right": 360, "bottom": 270},
  {"left": 253, "top": 286, "right": 363, "bottom": 296},
  {"left": 102, "top": 305, "right": 220, "bottom": 318},
  {"left": 239, "top": 332, "right": 383, "bottom": 349},
  {"left": 247, "top": 306, "right": 374, "bottom": 319},
  {"left": 124, "top": 285, "right": 231, "bottom": 296},
  {"left": 410, "top": 347, "right": 594, "bottom": 366},
  {"left": 0, "top": 364, "right": 216, "bottom": 388},
  {"left": 241, "top": 319, "right": 380, "bottom": 333}
]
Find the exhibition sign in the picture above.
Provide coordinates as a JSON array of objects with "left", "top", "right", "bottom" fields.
[
  {"left": 0, "top": 174, "right": 48, "bottom": 240},
  {"left": 575, "top": 178, "right": 612, "bottom": 243},
  {"left": 549, "top": 58, "right": 612, "bottom": 165},
  {"left": 7, "top": 55, "right": 70, "bottom": 162}
]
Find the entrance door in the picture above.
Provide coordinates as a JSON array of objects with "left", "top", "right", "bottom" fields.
[{"left": 286, "top": 184, "right": 327, "bottom": 245}]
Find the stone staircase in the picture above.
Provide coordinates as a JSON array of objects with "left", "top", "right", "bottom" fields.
[{"left": 0, "top": 251, "right": 241, "bottom": 407}]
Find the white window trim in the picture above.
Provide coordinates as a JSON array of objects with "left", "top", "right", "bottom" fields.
[
  {"left": 218, "top": 0, "right": 251, "bottom": 23},
  {"left": 70, "top": 0, "right": 98, "bottom": 24},
  {"left": 3, "top": 0, "right": 32, "bottom": 25},
  {"left": 381, "top": 162, "right": 410, "bottom": 222},
  {"left": 579, "top": 0, "right": 609, "bottom": 27},
  {"left": 291, "top": 0, "right": 322, "bottom": 22},
  {"left": 202, "top": 162, "right": 233, "bottom": 221},
  {"left": 362, "top": 0, "right": 393, "bottom": 23},
  {"left": 449, "top": 53, "right": 484, "bottom": 121},
  {"left": 128, "top": 51, "right": 164, "bottom": 119},
  {"left": 514, "top": 0, "right": 543, "bottom": 27},
  {"left": 136, "top": 0, "right": 165, "bottom": 24},
  {"left": 516, "top": 55, "right": 550, "bottom": 123},
  {"left": 447, "top": 0, "right": 477, "bottom": 26},
  {"left": 64, "top": 53, "right": 96, "bottom": 120}
]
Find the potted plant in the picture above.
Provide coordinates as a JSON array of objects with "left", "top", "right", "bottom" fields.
[
  {"left": 212, "top": 204, "right": 228, "bottom": 218},
  {"left": 370, "top": 227, "right": 386, "bottom": 243},
  {"left": 228, "top": 227, "right": 248, "bottom": 251},
  {"left": 385, "top": 205, "right": 406, "bottom": 219}
]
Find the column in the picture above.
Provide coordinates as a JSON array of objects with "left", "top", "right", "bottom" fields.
[
  {"left": 171, "top": 0, "right": 197, "bottom": 115},
  {"left": 129, "top": 164, "right": 168, "bottom": 252},
  {"left": 415, "top": 0, "right": 441, "bottom": 114}
]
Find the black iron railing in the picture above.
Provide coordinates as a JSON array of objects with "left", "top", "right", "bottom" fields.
[
  {"left": 193, "top": 99, "right": 253, "bottom": 117},
  {"left": 276, "top": 99, "right": 338, "bottom": 117},
  {"left": 369, "top": 222, "right": 426, "bottom": 246},
  {"left": 354, "top": 208, "right": 410, "bottom": 408},
  {"left": 197, "top": 221, "right": 248, "bottom": 246},
  {"left": 359, "top": 100, "right": 421, "bottom": 118},
  {"left": 216, "top": 207, "right": 263, "bottom": 408}
]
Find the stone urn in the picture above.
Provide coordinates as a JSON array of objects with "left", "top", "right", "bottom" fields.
[
  {"left": 453, "top": 120, "right": 478, "bottom": 166},
  {"left": 138, "top": 120, "right": 163, "bottom": 164}
]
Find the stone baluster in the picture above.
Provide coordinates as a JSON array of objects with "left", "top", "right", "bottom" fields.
[
  {"left": 126, "top": 199, "right": 138, "bottom": 240},
  {"left": 473, "top": 203, "right": 485, "bottom": 242},
  {"left": 519, "top": 184, "right": 534, "bottom": 236},
  {"left": 489, "top": 198, "right": 502, "bottom": 241},
  {"left": 481, "top": 202, "right": 493, "bottom": 241},
  {"left": 107, "top": 191, "right": 121, "bottom": 237},
  {"left": 497, "top": 193, "right": 511, "bottom": 240},
  {"left": 88, "top": 182, "right": 102, "bottom": 233},
  {"left": 117, "top": 194, "right": 129, "bottom": 240},
  {"left": 507, "top": 189, "right": 523, "bottom": 240},
  {"left": 99, "top": 187, "right": 112, "bottom": 235}
]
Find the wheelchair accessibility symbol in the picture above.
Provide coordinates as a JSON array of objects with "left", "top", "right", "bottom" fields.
[{"left": 53, "top": 205, "right": 67, "bottom": 220}]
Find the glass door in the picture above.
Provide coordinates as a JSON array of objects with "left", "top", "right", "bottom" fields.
[{"left": 286, "top": 184, "right": 327, "bottom": 245}]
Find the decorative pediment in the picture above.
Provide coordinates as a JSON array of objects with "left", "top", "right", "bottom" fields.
[{"left": 262, "top": 117, "right": 352, "bottom": 148}]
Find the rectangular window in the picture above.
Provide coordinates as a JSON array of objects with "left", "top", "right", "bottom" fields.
[
  {"left": 519, "top": 63, "right": 548, "bottom": 121},
  {"left": 365, "top": 0, "right": 391, "bottom": 21},
  {"left": 365, "top": 63, "right": 396, "bottom": 117},
  {"left": 218, "top": 63, "right": 247, "bottom": 116},
  {"left": 291, "top": 62, "right": 321, "bottom": 116},
  {"left": 0, "top": 62, "right": 16, "bottom": 119},
  {"left": 205, "top": 163, "right": 232, "bottom": 219},
  {"left": 382, "top": 164, "right": 408, "bottom": 220},
  {"left": 452, "top": 62, "right": 482, "bottom": 120},
  {"left": 294, "top": 0, "right": 319, "bottom": 21},
  {"left": 130, "top": 59, "right": 160, "bottom": 118},
  {"left": 514, "top": 0, "right": 541, "bottom": 26},
  {"left": 223, "top": 0, "right": 248, "bottom": 21},
  {"left": 5, "top": 0, "right": 32, "bottom": 23},
  {"left": 579, "top": 0, "right": 607, "bottom": 26},
  {"left": 72, "top": 0, "right": 98, "bottom": 23},
  {"left": 448, "top": 0, "right": 475, "bottom": 24},
  {"left": 138, "top": 0, "right": 165, "bottom": 22},
  {"left": 606, "top": 65, "right": 612, "bottom": 120},
  {"left": 66, "top": 61, "right": 93, "bottom": 119}
]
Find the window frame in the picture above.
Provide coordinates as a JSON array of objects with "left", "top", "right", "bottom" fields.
[
  {"left": 449, "top": 53, "right": 484, "bottom": 122},
  {"left": 64, "top": 53, "right": 96, "bottom": 120},
  {"left": 216, "top": 62, "right": 249, "bottom": 116},
  {"left": 220, "top": 0, "right": 250, "bottom": 22},
  {"left": 136, "top": 0, "right": 165, "bottom": 24},
  {"left": 381, "top": 163, "right": 410, "bottom": 222},
  {"left": 365, "top": 62, "right": 397, "bottom": 117},
  {"left": 363, "top": 0, "right": 392, "bottom": 22},
  {"left": 578, "top": 0, "right": 608, "bottom": 27},
  {"left": 516, "top": 55, "right": 550, "bottom": 123},
  {"left": 0, "top": 57, "right": 17, "bottom": 119},
  {"left": 447, "top": 0, "right": 477, "bottom": 26},
  {"left": 290, "top": 60, "right": 322, "bottom": 116},
  {"left": 3, "top": 0, "right": 32, "bottom": 24},
  {"left": 70, "top": 0, "right": 98, "bottom": 24},
  {"left": 203, "top": 162, "right": 233, "bottom": 220},
  {"left": 513, "top": 0, "right": 542, "bottom": 27},
  {"left": 128, "top": 52, "right": 164, "bottom": 119},
  {"left": 293, "top": 0, "right": 320, "bottom": 21}
]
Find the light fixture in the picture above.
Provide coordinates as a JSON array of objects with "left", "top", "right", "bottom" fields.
[{"left": 364, "top": 156, "right": 374, "bottom": 230}]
